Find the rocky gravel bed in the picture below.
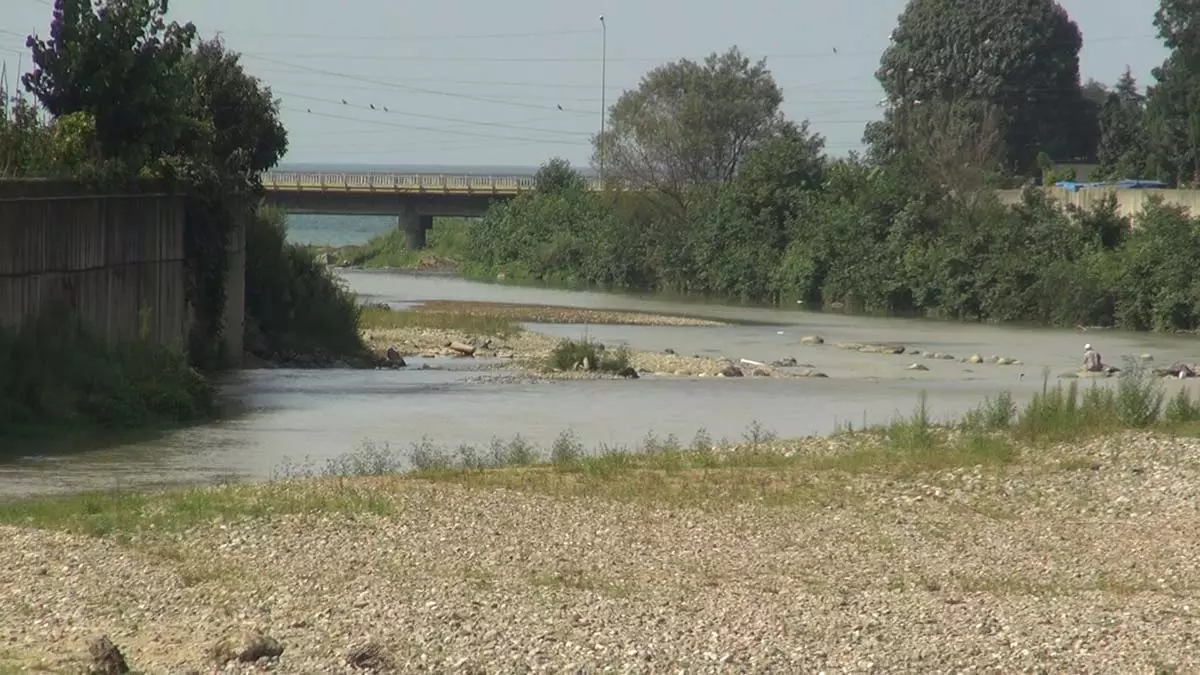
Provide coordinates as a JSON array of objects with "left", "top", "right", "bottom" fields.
[
  {"left": 3, "top": 432, "right": 1200, "bottom": 672},
  {"left": 361, "top": 326, "right": 817, "bottom": 380}
]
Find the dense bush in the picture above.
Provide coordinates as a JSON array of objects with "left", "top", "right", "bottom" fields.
[
  {"left": 0, "top": 307, "right": 215, "bottom": 441},
  {"left": 463, "top": 154, "right": 1200, "bottom": 332},
  {"left": 243, "top": 206, "right": 366, "bottom": 361},
  {"left": 546, "top": 338, "right": 631, "bottom": 373}
]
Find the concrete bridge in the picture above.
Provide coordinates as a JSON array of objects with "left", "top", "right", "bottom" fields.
[{"left": 261, "top": 171, "right": 603, "bottom": 249}]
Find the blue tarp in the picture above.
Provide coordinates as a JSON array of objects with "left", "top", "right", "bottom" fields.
[{"left": 1053, "top": 179, "right": 1170, "bottom": 192}]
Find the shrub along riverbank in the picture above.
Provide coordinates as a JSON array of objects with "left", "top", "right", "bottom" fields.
[
  {"left": 463, "top": 159, "right": 1200, "bottom": 333},
  {"left": 304, "top": 217, "right": 472, "bottom": 270},
  {"left": 0, "top": 309, "right": 217, "bottom": 443}
]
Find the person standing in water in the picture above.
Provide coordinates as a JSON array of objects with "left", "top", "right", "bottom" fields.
[{"left": 1083, "top": 343, "right": 1103, "bottom": 372}]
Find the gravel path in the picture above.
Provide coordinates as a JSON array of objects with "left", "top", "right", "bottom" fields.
[{"left": 3, "top": 432, "right": 1200, "bottom": 672}]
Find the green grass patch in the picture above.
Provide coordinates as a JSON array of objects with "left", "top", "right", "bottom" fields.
[
  {"left": 0, "top": 307, "right": 215, "bottom": 445},
  {"left": 0, "top": 481, "right": 399, "bottom": 538},
  {"left": 359, "top": 304, "right": 521, "bottom": 337},
  {"left": 545, "top": 338, "right": 632, "bottom": 373},
  {"left": 338, "top": 217, "right": 472, "bottom": 268}
]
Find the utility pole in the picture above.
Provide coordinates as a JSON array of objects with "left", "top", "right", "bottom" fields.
[{"left": 599, "top": 14, "right": 607, "bottom": 186}]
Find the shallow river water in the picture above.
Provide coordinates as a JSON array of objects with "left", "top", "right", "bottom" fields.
[{"left": 3, "top": 269, "right": 1199, "bottom": 497}]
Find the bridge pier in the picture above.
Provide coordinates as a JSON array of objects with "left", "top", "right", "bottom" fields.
[{"left": 397, "top": 208, "right": 433, "bottom": 250}]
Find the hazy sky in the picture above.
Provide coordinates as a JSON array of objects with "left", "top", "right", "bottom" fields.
[{"left": 2, "top": 0, "right": 1170, "bottom": 169}]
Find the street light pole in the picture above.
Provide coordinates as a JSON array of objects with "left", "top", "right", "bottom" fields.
[{"left": 599, "top": 14, "right": 606, "bottom": 186}]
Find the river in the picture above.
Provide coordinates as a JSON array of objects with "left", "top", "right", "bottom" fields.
[{"left": 3, "top": 268, "right": 1198, "bottom": 498}]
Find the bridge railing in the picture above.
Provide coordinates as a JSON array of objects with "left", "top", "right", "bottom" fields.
[{"left": 261, "top": 172, "right": 608, "bottom": 192}]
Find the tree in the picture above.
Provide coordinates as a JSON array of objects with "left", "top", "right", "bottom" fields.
[
  {"left": 175, "top": 37, "right": 287, "bottom": 186},
  {"left": 868, "top": 0, "right": 1087, "bottom": 174},
  {"left": 22, "top": 0, "right": 197, "bottom": 174},
  {"left": 534, "top": 157, "right": 586, "bottom": 195},
  {"left": 1096, "top": 68, "right": 1149, "bottom": 179},
  {"left": 1143, "top": 0, "right": 1200, "bottom": 185},
  {"left": 594, "top": 46, "right": 783, "bottom": 206}
]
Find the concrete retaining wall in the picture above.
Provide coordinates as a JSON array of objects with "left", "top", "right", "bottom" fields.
[
  {"left": 0, "top": 180, "right": 191, "bottom": 346},
  {"left": 996, "top": 187, "right": 1200, "bottom": 218}
]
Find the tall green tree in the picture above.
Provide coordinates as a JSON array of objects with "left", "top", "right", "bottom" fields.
[
  {"left": 22, "top": 0, "right": 197, "bottom": 174},
  {"left": 867, "top": 0, "right": 1088, "bottom": 174},
  {"left": 178, "top": 37, "right": 288, "bottom": 186},
  {"left": 1143, "top": 0, "right": 1200, "bottom": 185},
  {"left": 533, "top": 157, "right": 586, "bottom": 195},
  {"left": 1096, "top": 68, "right": 1149, "bottom": 179},
  {"left": 595, "top": 46, "right": 783, "bottom": 206}
]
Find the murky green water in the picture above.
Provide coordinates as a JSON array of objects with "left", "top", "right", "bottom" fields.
[{"left": 3, "top": 269, "right": 1197, "bottom": 497}]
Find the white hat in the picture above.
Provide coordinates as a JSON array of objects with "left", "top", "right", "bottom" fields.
[{"left": 1084, "top": 344, "right": 1092, "bottom": 350}]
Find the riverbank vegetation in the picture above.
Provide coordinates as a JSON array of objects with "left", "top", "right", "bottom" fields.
[
  {"left": 310, "top": 217, "right": 472, "bottom": 269},
  {"left": 0, "top": 309, "right": 216, "bottom": 443},
  {"left": 0, "top": 0, "right": 365, "bottom": 437},
  {"left": 463, "top": 0, "right": 1200, "bottom": 333},
  {"left": 243, "top": 206, "right": 367, "bottom": 365}
]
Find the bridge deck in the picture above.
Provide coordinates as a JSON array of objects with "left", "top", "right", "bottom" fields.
[{"left": 262, "top": 172, "right": 604, "bottom": 195}]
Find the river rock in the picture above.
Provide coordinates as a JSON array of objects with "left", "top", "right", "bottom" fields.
[
  {"left": 718, "top": 365, "right": 744, "bottom": 377},
  {"left": 752, "top": 368, "right": 772, "bottom": 377},
  {"left": 1061, "top": 370, "right": 1114, "bottom": 379},
  {"left": 907, "top": 363, "right": 929, "bottom": 371},
  {"left": 210, "top": 630, "right": 284, "bottom": 664},
  {"left": 967, "top": 354, "right": 984, "bottom": 364},
  {"left": 384, "top": 346, "right": 406, "bottom": 366},
  {"left": 858, "top": 343, "right": 906, "bottom": 355},
  {"left": 799, "top": 369, "right": 829, "bottom": 378},
  {"left": 88, "top": 635, "right": 130, "bottom": 675},
  {"left": 771, "top": 357, "right": 798, "bottom": 367},
  {"left": 1154, "top": 362, "right": 1195, "bottom": 378},
  {"left": 346, "top": 642, "right": 394, "bottom": 670},
  {"left": 800, "top": 335, "right": 825, "bottom": 345},
  {"left": 1140, "top": 353, "right": 1154, "bottom": 361},
  {"left": 924, "top": 352, "right": 955, "bottom": 360},
  {"left": 995, "top": 357, "right": 1016, "bottom": 365}
]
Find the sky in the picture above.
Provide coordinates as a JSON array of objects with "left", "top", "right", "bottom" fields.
[{"left": 1, "top": 0, "right": 1172, "bottom": 170}]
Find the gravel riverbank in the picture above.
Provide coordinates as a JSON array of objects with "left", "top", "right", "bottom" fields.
[
  {"left": 360, "top": 303, "right": 801, "bottom": 379},
  {"left": 3, "top": 431, "right": 1199, "bottom": 672}
]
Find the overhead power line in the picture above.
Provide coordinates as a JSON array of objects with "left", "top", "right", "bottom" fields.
[
  {"left": 281, "top": 106, "right": 591, "bottom": 146},
  {"left": 214, "top": 27, "right": 598, "bottom": 42},
  {"left": 238, "top": 33, "right": 1158, "bottom": 65},
  {"left": 276, "top": 90, "right": 591, "bottom": 137},
  {"left": 253, "top": 54, "right": 594, "bottom": 115}
]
